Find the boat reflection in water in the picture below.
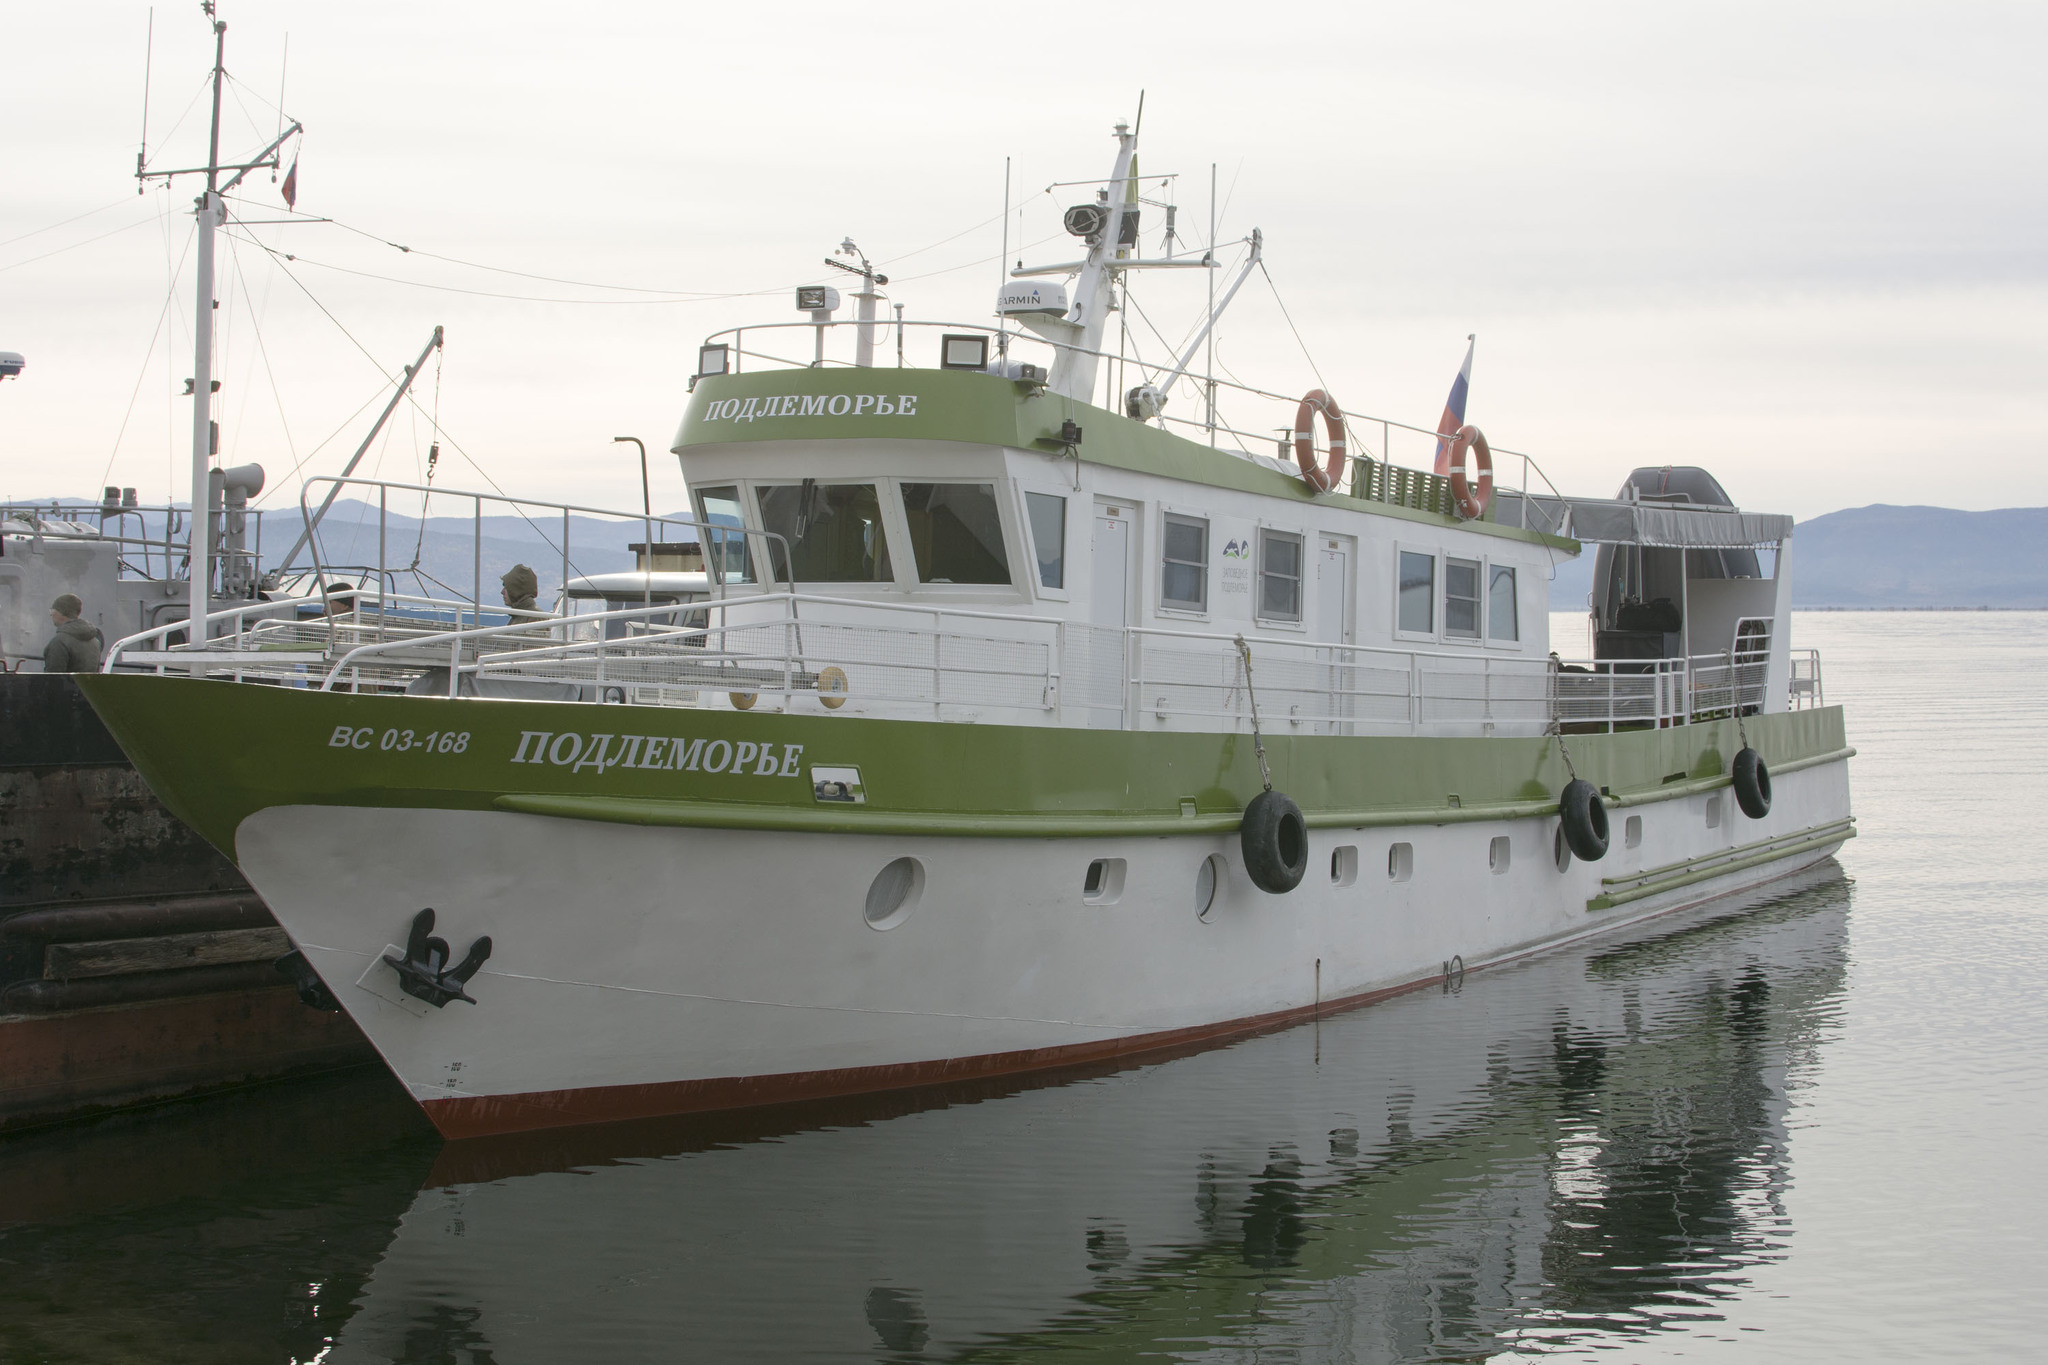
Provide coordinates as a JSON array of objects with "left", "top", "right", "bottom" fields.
[{"left": 323, "top": 864, "right": 1850, "bottom": 1363}]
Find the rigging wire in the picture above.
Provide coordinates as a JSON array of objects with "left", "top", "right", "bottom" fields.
[
  {"left": 247, "top": 243, "right": 589, "bottom": 577},
  {"left": 1258, "top": 259, "right": 1334, "bottom": 398},
  {"left": 95, "top": 222, "right": 195, "bottom": 499},
  {"left": 0, "top": 196, "right": 138, "bottom": 251},
  {"left": 0, "top": 216, "right": 160, "bottom": 275},
  {"left": 226, "top": 229, "right": 301, "bottom": 479}
]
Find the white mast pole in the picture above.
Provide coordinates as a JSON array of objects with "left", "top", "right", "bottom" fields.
[
  {"left": 1046, "top": 122, "right": 1138, "bottom": 404},
  {"left": 186, "top": 14, "right": 226, "bottom": 645}
]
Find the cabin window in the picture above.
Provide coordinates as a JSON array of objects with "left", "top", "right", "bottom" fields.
[
  {"left": 1398, "top": 551, "right": 1434, "bottom": 633},
  {"left": 1445, "top": 557, "right": 1481, "bottom": 639},
  {"left": 1025, "top": 492, "right": 1066, "bottom": 590},
  {"left": 757, "top": 481, "right": 894, "bottom": 583},
  {"left": 1161, "top": 514, "right": 1208, "bottom": 611},
  {"left": 1488, "top": 565, "right": 1519, "bottom": 641},
  {"left": 1258, "top": 530, "right": 1303, "bottom": 622},
  {"left": 693, "top": 485, "right": 755, "bottom": 584},
  {"left": 899, "top": 483, "right": 1011, "bottom": 585}
]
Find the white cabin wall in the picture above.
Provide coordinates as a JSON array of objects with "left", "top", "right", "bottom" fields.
[{"left": 1005, "top": 446, "right": 1557, "bottom": 660}]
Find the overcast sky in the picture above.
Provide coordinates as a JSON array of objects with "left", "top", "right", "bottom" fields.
[{"left": 3, "top": 0, "right": 2042, "bottom": 522}]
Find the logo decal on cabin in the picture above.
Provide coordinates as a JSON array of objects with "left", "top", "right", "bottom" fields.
[{"left": 699, "top": 394, "right": 919, "bottom": 424}]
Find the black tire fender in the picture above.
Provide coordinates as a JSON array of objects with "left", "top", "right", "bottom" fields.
[
  {"left": 1559, "top": 778, "right": 1610, "bottom": 861},
  {"left": 1733, "top": 746, "right": 1772, "bottom": 819},
  {"left": 1241, "top": 789, "right": 1308, "bottom": 894}
]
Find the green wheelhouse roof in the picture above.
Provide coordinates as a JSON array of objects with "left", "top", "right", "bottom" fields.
[{"left": 673, "top": 368, "right": 1578, "bottom": 551}]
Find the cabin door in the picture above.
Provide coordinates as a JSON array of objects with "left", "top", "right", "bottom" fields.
[
  {"left": 1316, "top": 535, "right": 1355, "bottom": 733},
  {"left": 1086, "top": 506, "right": 1131, "bottom": 728}
]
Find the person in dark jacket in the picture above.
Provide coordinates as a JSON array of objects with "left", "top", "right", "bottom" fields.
[
  {"left": 500, "top": 564, "right": 540, "bottom": 614},
  {"left": 43, "top": 594, "right": 103, "bottom": 673}
]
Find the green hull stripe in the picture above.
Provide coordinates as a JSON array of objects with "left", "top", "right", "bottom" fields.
[
  {"left": 1585, "top": 818, "right": 1856, "bottom": 911},
  {"left": 68, "top": 674, "right": 1850, "bottom": 860},
  {"left": 496, "top": 750, "right": 1855, "bottom": 840},
  {"left": 494, "top": 793, "right": 1245, "bottom": 838},
  {"left": 1602, "top": 745, "right": 1857, "bottom": 809}
]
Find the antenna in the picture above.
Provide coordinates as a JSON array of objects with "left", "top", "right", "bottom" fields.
[
  {"left": 275, "top": 33, "right": 288, "bottom": 147},
  {"left": 136, "top": 8, "right": 153, "bottom": 191}
]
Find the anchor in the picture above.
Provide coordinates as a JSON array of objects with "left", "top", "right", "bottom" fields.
[{"left": 384, "top": 908, "right": 493, "bottom": 1007}]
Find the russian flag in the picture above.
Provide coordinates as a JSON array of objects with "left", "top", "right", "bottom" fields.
[{"left": 1431, "top": 335, "right": 1475, "bottom": 475}]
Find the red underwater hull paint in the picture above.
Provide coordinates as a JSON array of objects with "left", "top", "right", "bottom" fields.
[{"left": 418, "top": 971, "right": 1443, "bottom": 1140}]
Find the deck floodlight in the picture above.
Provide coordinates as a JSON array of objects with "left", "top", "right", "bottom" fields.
[
  {"left": 697, "top": 344, "right": 730, "bottom": 378},
  {"left": 940, "top": 334, "right": 990, "bottom": 371},
  {"left": 796, "top": 285, "right": 841, "bottom": 314}
]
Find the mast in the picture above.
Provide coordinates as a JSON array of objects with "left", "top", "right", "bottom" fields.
[
  {"left": 186, "top": 12, "right": 226, "bottom": 641},
  {"left": 1046, "top": 122, "right": 1138, "bottom": 404},
  {"left": 136, "top": 8, "right": 302, "bottom": 642}
]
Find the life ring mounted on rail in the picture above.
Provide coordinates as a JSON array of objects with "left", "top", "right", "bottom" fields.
[
  {"left": 1447, "top": 424, "right": 1494, "bottom": 520},
  {"left": 1293, "top": 390, "right": 1346, "bottom": 493}
]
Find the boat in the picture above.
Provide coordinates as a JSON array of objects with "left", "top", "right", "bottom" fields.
[
  {"left": 75, "top": 120, "right": 1854, "bottom": 1139},
  {"left": 302, "top": 871, "right": 1858, "bottom": 1361},
  {"left": 0, "top": 11, "right": 368, "bottom": 1126}
]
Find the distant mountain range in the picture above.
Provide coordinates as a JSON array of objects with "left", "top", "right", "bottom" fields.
[
  {"left": 1549, "top": 504, "right": 2048, "bottom": 610},
  {"left": 1785, "top": 505, "right": 2048, "bottom": 607}
]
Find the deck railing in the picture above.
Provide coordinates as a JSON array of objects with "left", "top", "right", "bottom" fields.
[
  {"left": 691, "top": 317, "right": 1571, "bottom": 533},
  {"left": 107, "top": 583, "right": 1821, "bottom": 736}
]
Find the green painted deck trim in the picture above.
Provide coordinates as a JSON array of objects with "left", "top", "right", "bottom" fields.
[
  {"left": 493, "top": 793, "right": 1247, "bottom": 839},
  {"left": 494, "top": 792, "right": 1576, "bottom": 838},
  {"left": 1585, "top": 819, "right": 1857, "bottom": 912},
  {"left": 1601, "top": 745, "right": 1856, "bottom": 808},
  {"left": 674, "top": 368, "right": 1577, "bottom": 552}
]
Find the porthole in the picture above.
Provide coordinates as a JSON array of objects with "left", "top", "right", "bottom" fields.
[
  {"left": 1083, "top": 858, "right": 1127, "bottom": 906},
  {"left": 1624, "top": 814, "right": 1643, "bottom": 849},
  {"left": 1387, "top": 843, "right": 1414, "bottom": 884},
  {"left": 1705, "top": 796, "right": 1723, "bottom": 830},
  {"left": 1195, "top": 854, "right": 1225, "bottom": 921},
  {"left": 863, "top": 856, "right": 925, "bottom": 930},
  {"left": 1553, "top": 825, "right": 1572, "bottom": 873},
  {"left": 1489, "top": 835, "right": 1511, "bottom": 875},
  {"left": 1330, "top": 845, "right": 1358, "bottom": 888}
]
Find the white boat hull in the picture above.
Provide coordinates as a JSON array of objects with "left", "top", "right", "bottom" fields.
[{"left": 235, "top": 759, "right": 1852, "bottom": 1136}]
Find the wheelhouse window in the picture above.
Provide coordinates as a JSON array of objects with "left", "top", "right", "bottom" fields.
[
  {"left": 1161, "top": 513, "right": 1208, "bottom": 611},
  {"left": 693, "top": 485, "right": 754, "bottom": 584},
  {"left": 1398, "top": 551, "right": 1434, "bottom": 633},
  {"left": 1024, "top": 491, "right": 1066, "bottom": 590},
  {"left": 899, "top": 483, "right": 1011, "bottom": 585},
  {"left": 756, "top": 481, "right": 893, "bottom": 583},
  {"left": 1445, "top": 557, "right": 1481, "bottom": 639},
  {"left": 1488, "top": 564, "right": 1519, "bottom": 641},
  {"left": 1258, "top": 530, "right": 1303, "bottom": 622}
]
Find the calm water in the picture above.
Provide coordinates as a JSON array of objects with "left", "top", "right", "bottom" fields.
[{"left": 3, "top": 612, "right": 2045, "bottom": 1364}]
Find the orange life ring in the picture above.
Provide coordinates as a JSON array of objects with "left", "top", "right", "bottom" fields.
[
  {"left": 1293, "top": 390, "right": 1346, "bottom": 493},
  {"left": 1447, "top": 424, "right": 1493, "bottom": 519}
]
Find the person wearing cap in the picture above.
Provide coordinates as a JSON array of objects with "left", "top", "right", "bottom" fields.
[
  {"left": 43, "top": 594, "right": 103, "bottom": 673},
  {"left": 500, "top": 564, "right": 540, "bottom": 615}
]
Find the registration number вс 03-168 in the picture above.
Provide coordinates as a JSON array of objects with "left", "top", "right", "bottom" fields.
[{"left": 328, "top": 726, "right": 471, "bottom": 754}]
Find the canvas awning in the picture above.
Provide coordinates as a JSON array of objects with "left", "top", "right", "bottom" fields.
[
  {"left": 1565, "top": 501, "right": 1791, "bottom": 548},
  {"left": 1490, "top": 491, "right": 1791, "bottom": 548}
]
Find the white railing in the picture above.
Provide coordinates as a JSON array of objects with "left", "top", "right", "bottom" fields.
[
  {"left": 106, "top": 584, "right": 1822, "bottom": 735},
  {"left": 692, "top": 317, "right": 1571, "bottom": 528},
  {"left": 1124, "top": 626, "right": 1553, "bottom": 735},
  {"left": 1550, "top": 650, "right": 1795, "bottom": 731}
]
